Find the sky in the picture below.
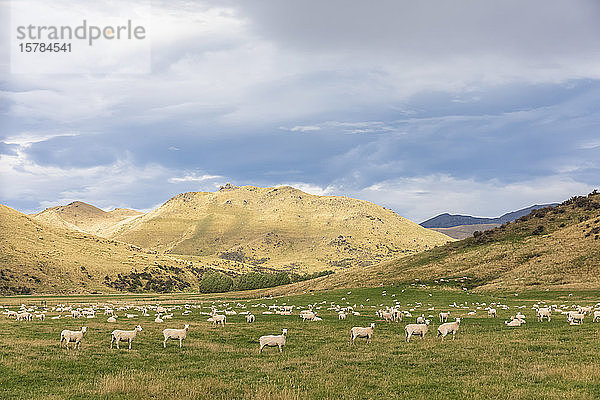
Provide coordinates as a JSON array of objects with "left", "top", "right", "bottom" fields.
[{"left": 1, "top": 0, "right": 599, "bottom": 222}]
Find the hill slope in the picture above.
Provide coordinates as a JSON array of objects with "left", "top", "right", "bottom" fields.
[
  {"left": 421, "top": 204, "right": 558, "bottom": 228},
  {"left": 0, "top": 205, "right": 236, "bottom": 295},
  {"left": 32, "top": 201, "right": 143, "bottom": 237},
  {"left": 265, "top": 191, "right": 600, "bottom": 294},
  {"left": 111, "top": 185, "right": 453, "bottom": 273},
  {"left": 429, "top": 223, "right": 501, "bottom": 240}
]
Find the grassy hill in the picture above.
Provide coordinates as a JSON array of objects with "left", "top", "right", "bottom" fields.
[
  {"left": 110, "top": 184, "right": 452, "bottom": 273},
  {"left": 32, "top": 201, "right": 143, "bottom": 237},
  {"left": 0, "top": 205, "right": 260, "bottom": 295},
  {"left": 264, "top": 190, "right": 600, "bottom": 295}
]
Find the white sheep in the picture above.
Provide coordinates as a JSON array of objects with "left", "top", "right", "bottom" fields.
[
  {"left": 107, "top": 316, "right": 118, "bottom": 323},
  {"left": 568, "top": 313, "right": 584, "bottom": 325},
  {"left": 246, "top": 314, "right": 255, "bottom": 323},
  {"left": 488, "top": 308, "right": 497, "bottom": 318},
  {"left": 211, "top": 314, "right": 226, "bottom": 326},
  {"left": 155, "top": 315, "right": 164, "bottom": 323},
  {"left": 505, "top": 319, "right": 522, "bottom": 327},
  {"left": 338, "top": 311, "right": 347, "bottom": 320},
  {"left": 439, "top": 312, "right": 449, "bottom": 323},
  {"left": 162, "top": 325, "right": 189, "bottom": 348},
  {"left": 416, "top": 315, "right": 425, "bottom": 324},
  {"left": 405, "top": 321, "right": 430, "bottom": 342},
  {"left": 537, "top": 307, "right": 551, "bottom": 322},
  {"left": 111, "top": 325, "right": 143, "bottom": 349},
  {"left": 593, "top": 311, "right": 600, "bottom": 322},
  {"left": 60, "top": 326, "right": 87, "bottom": 349},
  {"left": 259, "top": 329, "right": 288, "bottom": 353},
  {"left": 437, "top": 318, "right": 461, "bottom": 341},
  {"left": 300, "top": 310, "right": 316, "bottom": 321},
  {"left": 350, "top": 323, "right": 375, "bottom": 344}
]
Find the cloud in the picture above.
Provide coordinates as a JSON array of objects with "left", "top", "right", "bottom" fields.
[
  {"left": 168, "top": 173, "right": 222, "bottom": 183},
  {"left": 281, "top": 125, "right": 321, "bottom": 132}
]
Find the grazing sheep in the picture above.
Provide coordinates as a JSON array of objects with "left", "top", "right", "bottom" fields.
[
  {"left": 568, "top": 313, "right": 584, "bottom": 325},
  {"left": 405, "top": 321, "right": 430, "bottom": 342},
  {"left": 162, "top": 325, "right": 189, "bottom": 348},
  {"left": 439, "top": 312, "right": 450, "bottom": 323},
  {"left": 155, "top": 315, "right": 164, "bottom": 323},
  {"left": 300, "top": 311, "right": 316, "bottom": 321},
  {"left": 416, "top": 315, "right": 425, "bottom": 324},
  {"left": 488, "top": 308, "right": 497, "bottom": 318},
  {"left": 338, "top": 311, "right": 347, "bottom": 320},
  {"left": 16, "top": 312, "right": 32, "bottom": 321},
  {"left": 593, "top": 311, "right": 600, "bottom": 322},
  {"left": 437, "top": 318, "right": 461, "bottom": 341},
  {"left": 107, "top": 316, "right": 117, "bottom": 323},
  {"left": 350, "top": 323, "right": 375, "bottom": 344},
  {"left": 578, "top": 306, "right": 593, "bottom": 315},
  {"left": 537, "top": 308, "right": 551, "bottom": 322},
  {"left": 35, "top": 313, "right": 45, "bottom": 321},
  {"left": 211, "top": 314, "right": 226, "bottom": 326},
  {"left": 246, "top": 314, "right": 255, "bottom": 323},
  {"left": 111, "top": 325, "right": 143, "bottom": 349},
  {"left": 259, "top": 329, "right": 288, "bottom": 353},
  {"left": 60, "top": 326, "right": 87, "bottom": 350}
]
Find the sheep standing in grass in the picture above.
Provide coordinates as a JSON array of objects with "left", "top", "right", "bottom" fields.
[
  {"left": 537, "top": 308, "right": 551, "bottom": 322},
  {"left": 405, "top": 321, "right": 429, "bottom": 342},
  {"left": 162, "top": 325, "right": 189, "bottom": 348},
  {"left": 246, "top": 314, "right": 255, "bottom": 323},
  {"left": 439, "top": 312, "right": 449, "bottom": 323},
  {"left": 60, "top": 327, "right": 87, "bottom": 350},
  {"left": 111, "top": 325, "right": 143, "bottom": 349},
  {"left": 107, "top": 316, "right": 117, "bottom": 323},
  {"left": 593, "top": 311, "right": 600, "bottom": 322},
  {"left": 416, "top": 315, "right": 425, "bottom": 324},
  {"left": 212, "top": 314, "right": 226, "bottom": 326},
  {"left": 568, "top": 313, "right": 584, "bottom": 325},
  {"left": 488, "top": 308, "right": 497, "bottom": 318},
  {"left": 338, "top": 311, "right": 347, "bottom": 320},
  {"left": 259, "top": 329, "right": 287, "bottom": 353},
  {"left": 437, "top": 318, "right": 461, "bottom": 341},
  {"left": 350, "top": 323, "right": 375, "bottom": 344}
]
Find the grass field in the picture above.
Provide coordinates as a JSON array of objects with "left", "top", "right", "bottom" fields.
[{"left": 1, "top": 286, "right": 600, "bottom": 399}]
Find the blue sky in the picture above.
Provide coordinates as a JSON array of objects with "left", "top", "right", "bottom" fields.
[{"left": 1, "top": 0, "right": 599, "bottom": 222}]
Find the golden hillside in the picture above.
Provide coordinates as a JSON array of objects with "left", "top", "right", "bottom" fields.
[
  {"left": 0, "top": 205, "right": 239, "bottom": 295},
  {"left": 264, "top": 191, "right": 600, "bottom": 294},
  {"left": 111, "top": 185, "right": 453, "bottom": 273},
  {"left": 32, "top": 201, "right": 143, "bottom": 237}
]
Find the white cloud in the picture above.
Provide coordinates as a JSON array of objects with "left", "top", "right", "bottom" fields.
[
  {"left": 354, "top": 175, "right": 594, "bottom": 222},
  {"left": 283, "top": 125, "right": 321, "bottom": 132},
  {"left": 168, "top": 174, "right": 222, "bottom": 183}
]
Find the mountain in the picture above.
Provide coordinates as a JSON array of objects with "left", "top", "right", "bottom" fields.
[
  {"left": 32, "top": 201, "right": 143, "bottom": 237},
  {"left": 265, "top": 191, "right": 600, "bottom": 294},
  {"left": 0, "top": 205, "right": 204, "bottom": 295},
  {"left": 420, "top": 204, "right": 558, "bottom": 228},
  {"left": 110, "top": 185, "right": 453, "bottom": 273}
]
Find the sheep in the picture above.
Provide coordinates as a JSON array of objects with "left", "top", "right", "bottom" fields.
[
  {"left": 211, "top": 314, "right": 226, "bottom": 326},
  {"left": 380, "top": 310, "right": 394, "bottom": 322},
  {"left": 162, "top": 325, "right": 189, "bottom": 348},
  {"left": 16, "top": 312, "right": 32, "bottom": 321},
  {"left": 439, "top": 312, "right": 450, "bottom": 323},
  {"left": 111, "top": 325, "right": 143, "bottom": 349},
  {"left": 537, "top": 307, "right": 551, "bottom": 322},
  {"left": 416, "top": 315, "right": 425, "bottom": 324},
  {"left": 350, "top": 323, "right": 375, "bottom": 344},
  {"left": 259, "top": 329, "right": 288, "bottom": 353},
  {"left": 578, "top": 306, "right": 593, "bottom": 315},
  {"left": 405, "top": 321, "right": 429, "bottom": 342},
  {"left": 488, "top": 308, "right": 497, "bottom": 318},
  {"left": 60, "top": 327, "right": 87, "bottom": 349},
  {"left": 568, "top": 313, "right": 584, "bottom": 325},
  {"left": 35, "top": 313, "right": 46, "bottom": 321},
  {"left": 505, "top": 319, "right": 522, "bottom": 327},
  {"left": 593, "top": 311, "right": 600, "bottom": 322},
  {"left": 300, "top": 310, "right": 316, "bottom": 321},
  {"left": 437, "top": 318, "right": 461, "bottom": 341},
  {"left": 246, "top": 314, "right": 255, "bottom": 323},
  {"left": 338, "top": 311, "right": 347, "bottom": 320},
  {"left": 107, "top": 316, "right": 118, "bottom": 323},
  {"left": 155, "top": 315, "right": 164, "bottom": 323}
]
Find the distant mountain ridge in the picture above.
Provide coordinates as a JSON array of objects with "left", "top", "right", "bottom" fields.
[{"left": 420, "top": 204, "right": 558, "bottom": 229}]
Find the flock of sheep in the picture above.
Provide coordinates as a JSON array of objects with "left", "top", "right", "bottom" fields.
[{"left": 3, "top": 291, "right": 600, "bottom": 354}]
